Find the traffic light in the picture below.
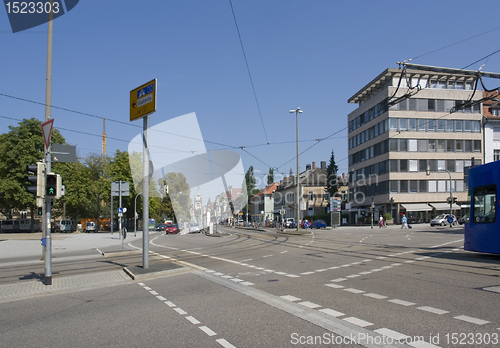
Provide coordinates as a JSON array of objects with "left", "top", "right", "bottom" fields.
[
  {"left": 26, "top": 163, "right": 45, "bottom": 197},
  {"left": 38, "top": 207, "right": 43, "bottom": 216},
  {"left": 46, "top": 173, "right": 62, "bottom": 199}
]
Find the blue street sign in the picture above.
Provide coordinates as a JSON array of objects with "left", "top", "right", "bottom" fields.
[
  {"left": 447, "top": 216, "right": 454, "bottom": 224},
  {"left": 117, "top": 207, "right": 123, "bottom": 214},
  {"left": 137, "top": 83, "right": 154, "bottom": 98}
]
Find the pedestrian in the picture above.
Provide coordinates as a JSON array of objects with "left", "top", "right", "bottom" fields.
[
  {"left": 383, "top": 215, "right": 387, "bottom": 228},
  {"left": 379, "top": 216, "right": 384, "bottom": 228},
  {"left": 401, "top": 214, "right": 408, "bottom": 229}
]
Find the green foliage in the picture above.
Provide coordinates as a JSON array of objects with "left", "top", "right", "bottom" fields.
[
  {"left": 326, "top": 150, "right": 339, "bottom": 198},
  {"left": 267, "top": 167, "right": 274, "bottom": 185}
]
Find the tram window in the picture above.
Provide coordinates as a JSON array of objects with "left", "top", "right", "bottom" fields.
[{"left": 473, "top": 185, "right": 496, "bottom": 223}]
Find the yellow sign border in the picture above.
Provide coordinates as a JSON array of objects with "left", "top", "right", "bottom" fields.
[{"left": 130, "top": 79, "right": 157, "bottom": 121}]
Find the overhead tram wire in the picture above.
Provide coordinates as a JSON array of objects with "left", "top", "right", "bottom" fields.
[{"left": 228, "top": 0, "right": 270, "bottom": 145}]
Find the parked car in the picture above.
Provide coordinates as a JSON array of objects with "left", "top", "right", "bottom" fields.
[
  {"left": 155, "top": 223, "right": 166, "bottom": 231},
  {"left": 189, "top": 222, "right": 200, "bottom": 233},
  {"left": 285, "top": 218, "right": 295, "bottom": 228},
  {"left": 310, "top": 220, "right": 327, "bottom": 229},
  {"left": 430, "top": 214, "right": 457, "bottom": 227},
  {"left": 458, "top": 214, "right": 469, "bottom": 225},
  {"left": 165, "top": 223, "right": 178, "bottom": 234},
  {"left": 85, "top": 221, "right": 97, "bottom": 233}
]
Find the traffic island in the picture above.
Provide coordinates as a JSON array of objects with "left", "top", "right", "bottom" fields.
[
  {"left": 278, "top": 229, "right": 311, "bottom": 235},
  {"left": 124, "top": 262, "right": 189, "bottom": 281}
]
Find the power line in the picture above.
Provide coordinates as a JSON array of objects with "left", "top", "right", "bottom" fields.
[
  {"left": 228, "top": 0, "right": 270, "bottom": 144},
  {"left": 462, "top": 47, "right": 500, "bottom": 70}
]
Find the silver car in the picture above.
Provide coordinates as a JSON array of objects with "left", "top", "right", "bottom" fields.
[
  {"left": 189, "top": 222, "right": 200, "bottom": 233},
  {"left": 430, "top": 214, "right": 457, "bottom": 226}
]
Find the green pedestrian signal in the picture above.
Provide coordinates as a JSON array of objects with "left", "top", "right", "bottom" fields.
[{"left": 46, "top": 174, "right": 57, "bottom": 197}]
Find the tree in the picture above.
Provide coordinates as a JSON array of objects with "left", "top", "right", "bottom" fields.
[
  {"left": 84, "top": 153, "right": 111, "bottom": 225},
  {"left": 326, "top": 150, "right": 339, "bottom": 198},
  {"left": 267, "top": 167, "right": 274, "bottom": 185},
  {"left": 0, "top": 118, "right": 65, "bottom": 230},
  {"left": 162, "top": 172, "right": 191, "bottom": 223}
]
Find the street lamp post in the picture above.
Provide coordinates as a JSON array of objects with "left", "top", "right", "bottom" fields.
[{"left": 290, "top": 107, "right": 303, "bottom": 232}]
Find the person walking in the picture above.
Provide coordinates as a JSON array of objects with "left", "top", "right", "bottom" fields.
[
  {"left": 379, "top": 216, "right": 384, "bottom": 228},
  {"left": 401, "top": 214, "right": 408, "bottom": 229}
]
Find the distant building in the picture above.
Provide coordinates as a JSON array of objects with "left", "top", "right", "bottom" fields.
[
  {"left": 347, "top": 64, "right": 500, "bottom": 224},
  {"left": 250, "top": 182, "right": 279, "bottom": 226},
  {"left": 482, "top": 91, "right": 500, "bottom": 163}
]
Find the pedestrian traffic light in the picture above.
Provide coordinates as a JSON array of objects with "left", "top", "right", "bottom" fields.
[
  {"left": 46, "top": 173, "right": 62, "bottom": 199},
  {"left": 38, "top": 207, "right": 43, "bottom": 216},
  {"left": 26, "top": 163, "right": 45, "bottom": 197}
]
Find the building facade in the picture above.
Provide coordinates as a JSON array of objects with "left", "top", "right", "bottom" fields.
[
  {"left": 347, "top": 64, "right": 500, "bottom": 224},
  {"left": 483, "top": 91, "right": 500, "bottom": 164}
]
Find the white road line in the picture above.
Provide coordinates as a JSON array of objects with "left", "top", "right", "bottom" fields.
[
  {"left": 376, "top": 256, "right": 386, "bottom": 259},
  {"left": 199, "top": 326, "right": 217, "bottom": 336},
  {"left": 430, "top": 239, "right": 463, "bottom": 248},
  {"left": 174, "top": 307, "right": 187, "bottom": 315},
  {"left": 343, "top": 317, "right": 373, "bottom": 327},
  {"left": 275, "top": 272, "right": 287, "bottom": 275},
  {"left": 143, "top": 286, "right": 151, "bottom": 291},
  {"left": 241, "top": 281, "right": 254, "bottom": 286},
  {"left": 405, "top": 260, "right": 416, "bottom": 263},
  {"left": 388, "top": 299, "right": 415, "bottom": 306},
  {"left": 263, "top": 269, "right": 275, "bottom": 272},
  {"left": 362, "top": 259, "right": 372, "bottom": 262},
  {"left": 149, "top": 290, "right": 159, "bottom": 295},
  {"left": 298, "top": 301, "right": 322, "bottom": 309},
  {"left": 205, "top": 270, "right": 215, "bottom": 273},
  {"left": 230, "top": 278, "right": 244, "bottom": 282},
  {"left": 213, "top": 272, "right": 224, "bottom": 276},
  {"left": 185, "top": 316, "right": 200, "bottom": 325},
  {"left": 138, "top": 282, "right": 145, "bottom": 286},
  {"left": 285, "top": 274, "right": 300, "bottom": 278},
  {"left": 156, "top": 295, "right": 167, "bottom": 301},
  {"left": 280, "top": 295, "right": 301, "bottom": 302},
  {"left": 346, "top": 274, "right": 360, "bottom": 278},
  {"left": 221, "top": 275, "right": 232, "bottom": 279},
  {"left": 363, "top": 293, "right": 387, "bottom": 299},
  {"left": 239, "top": 259, "right": 253, "bottom": 262},
  {"left": 374, "top": 328, "right": 409, "bottom": 340},
  {"left": 408, "top": 340, "right": 441, "bottom": 348},
  {"left": 380, "top": 266, "right": 393, "bottom": 269},
  {"left": 344, "top": 288, "right": 364, "bottom": 294},
  {"left": 254, "top": 267, "right": 265, "bottom": 270},
  {"left": 315, "top": 269, "right": 328, "bottom": 272},
  {"left": 417, "top": 306, "right": 449, "bottom": 315},
  {"left": 165, "top": 301, "right": 176, "bottom": 307},
  {"left": 325, "top": 284, "right": 344, "bottom": 289},
  {"left": 453, "top": 315, "right": 490, "bottom": 325},
  {"left": 216, "top": 338, "right": 236, "bottom": 348},
  {"left": 262, "top": 255, "right": 273, "bottom": 258},
  {"left": 370, "top": 269, "right": 383, "bottom": 272},
  {"left": 328, "top": 266, "right": 340, "bottom": 270},
  {"left": 331, "top": 278, "right": 347, "bottom": 282},
  {"left": 319, "top": 308, "right": 345, "bottom": 317},
  {"left": 280, "top": 251, "right": 288, "bottom": 253},
  {"left": 358, "top": 271, "right": 372, "bottom": 275}
]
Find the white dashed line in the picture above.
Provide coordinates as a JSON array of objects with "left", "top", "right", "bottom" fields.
[
  {"left": 138, "top": 282, "right": 145, "bottom": 286},
  {"left": 417, "top": 306, "right": 449, "bottom": 315},
  {"left": 213, "top": 272, "right": 224, "bottom": 276},
  {"left": 275, "top": 272, "right": 287, "bottom": 275},
  {"left": 319, "top": 308, "right": 345, "bottom": 317},
  {"left": 185, "top": 316, "right": 200, "bottom": 325},
  {"left": 325, "top": 284, "right": 344, "bottom": 289},
  {"left": 315, "top": 269, "right": 328, "bottom": 272},
  {"left": 156, "top": 295, "right": 167, "bottom": 301},
  {"left": 263, "top": 269, "right": 274, "bottom": 272},
  {"left": 221, "top": 275, "right": 232, "bottom": 279},
  {"left": 205, "top": 270, "right": 216, "bottom": 273},
  {"left": 301, "top": 271, "right": 315, "bottom": 275},
  {"left": 388, "top": 299, "right": 415, "bottom": 306},
  {"left": 149, "top": 290, "right": 159, "bottom": 295},
  {"left": 358, "top": 271, "right": 372, "bottom": 275},
  {"left": 344, "top": 288, "right": 364, "bottom": 294},
  {"left": 241, "top": 281, "right": 254, "bottom": 286},
  {"left": 199, "top": 325, "right": 217, "bottom": 336},
  {"left": 262, "top": 255, "right": 273, "bottom": 258},
  {"left": 280, "top": 295, "right": 301, "bottom": 302},
  {"left": 165, "top": 301, "right": 176, "bottom": 307},
  {"left": 280, "top": 251, "right": 288, "bottom": 253},
  {"left": 216, "top": 338, "right": 236, "bottom": 348},
  {"left": 374, "top": 328, "right": 409, "bottom": 340},
  {"left": 363, "top": 293, "right": 387, "bottom": 299},
  {"left": 143, "top": 286, "right": 151, "bottom": 291},
  {"left": 230, "top": 278, "right": 244, "bottom": 282},
  {"left": 454, "top": 315, "right": 490, "bottom": 325},
  {"left": 331, "top": 278, "right": 347, "bottom": 282},
  {"left": 343, "top": 317, "right": 373, "bottom": 327},
  {"left": 346, "top": 274, "right": 360, "bottom": 278},
  {"left": 285, "top": 274, "right": 300, "bottom": 278},
  {"left": 174, "top": 307, "right": 187, "bottom": 315},
  {"left": 298, "top": 301, "right": 322, "bottom": 309}
]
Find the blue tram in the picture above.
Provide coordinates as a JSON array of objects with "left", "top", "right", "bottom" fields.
[{"left": 464, "top": 160, "right": 500, "bottom": 255}]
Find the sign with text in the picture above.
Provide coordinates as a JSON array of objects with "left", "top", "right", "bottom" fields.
[{"left": 130, "top": 79, "right": 157, "bottom": 121}]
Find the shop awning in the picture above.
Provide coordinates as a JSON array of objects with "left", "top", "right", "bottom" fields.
[
  {"left": 429, "top": 202, "right": 461, "bottom": 210},
  {"left": 401, "top": 203, "right": 432, "bottom": 212}
]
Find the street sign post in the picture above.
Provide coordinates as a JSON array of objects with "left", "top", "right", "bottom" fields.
[{"left": 130, "top": 79, "right": 157, "bottom": 121}]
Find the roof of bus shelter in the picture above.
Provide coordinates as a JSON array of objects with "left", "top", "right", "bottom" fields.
[
  {"left": 400, "top": 203, "right": 432, "bottom": 212},
  {"left": 429, "top": 202, "right": 462, "bottom": 210}
]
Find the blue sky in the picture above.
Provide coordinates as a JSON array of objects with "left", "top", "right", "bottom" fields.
[{"left": 2, "top": 0, "right": 500, "bottom": 189}]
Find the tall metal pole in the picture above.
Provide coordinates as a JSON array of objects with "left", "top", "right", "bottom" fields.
[
  {"left": 142, "top": 116, "right": 150, "bottom": 268},
  {"left": 43, "top": 3, "right": 54, "bottom": 286},
  {"left": 290, "top": 108, "right": 302, "bottom": 232},
  {"left": 445, "top": 169, "right": 453, "bottom": 228}
]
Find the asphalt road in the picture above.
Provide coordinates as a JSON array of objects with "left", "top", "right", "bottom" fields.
[{"left": 1, "top": 225, "right": 499, "bottom": 347}]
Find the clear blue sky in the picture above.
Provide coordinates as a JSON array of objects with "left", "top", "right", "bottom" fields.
[{"left": 2, "top": 0, "right": 500, "bottom": 189}]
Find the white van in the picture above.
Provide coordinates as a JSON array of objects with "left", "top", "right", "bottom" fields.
[
  {"left": 285, "top": 218, "right": 295, "bottom": 228},
  {"left": 58, "top": 220, "right": 74, "bottom": 232},
  {"left": 85, "top": 221, "right": 97, "bottom": 233}
]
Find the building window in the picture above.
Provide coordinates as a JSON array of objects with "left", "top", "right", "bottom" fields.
[
  {"left": 390, "top": 159, "right": 398, "bottom": 172},
  {"left": 473, "top": 120, "right": 480, "bottom": 132},
  {"left": 456, "top": 160, "right": 464, "bottom": 172},
  {"left": 418, "top": 119, "right": 426, "bottom": 131},
  {"left": 447, "top": 139, "right": 454, "bottom": 152},
  {"left": 400, "top": 139, "right": 408, "bottom": 151},
  {"left": 409, "top": 160, "right": 418, "bottom": 172},
  {"left": 437, "top": 119, "right": 445, "bottom": 132},
  {"left": 419, "top": 180, "right": 428, "bottom": 192},
  {"left": 409, "top": 139, "right": 417, "bottom": 151},
  {"left": 400, "top": 180, "right": 409, "bottom": 192},
  {"left": 455, "top": 120, "right": 463, "bottom": 132},
  {"left": 427, "top": 119, "right": 436, "bottom": 131},
  {"left": 408, "top": 118, "right": 416, "bottom": 131},
  {"left": 390, "top": 118, "right": 398, "bottom": 131},
  {"left": 464, "top": 120, "right": 472, "bottom": 132},
  {"left": 308, "top": 191, "right": 314, "bottom": 201},
  {"left": 419, "top": 159, "right": 427, "bottom": 172},
  {"left": 429, "top": 180, "right": 437, "bottom": 192},
  {"left": 455, "top": 140, "right": 463, "bottom": 152},
  {"left": 399, "top": 118, "right": 407, "bottom": 131},
  {"left": 428, "top": 139, "right": 436, "bottom": 152},
  {"left": 438, "top": 160, "right": 446, "bottom": 171},
  {"left": 465, "top": 140, "right": 472, "bottom": 152},
  {"left": 400, "top": 160, "right": 408, "bottom": 172},
  {"left": 418, "top": 139, "right": 427, "bottom": 152},
  {"left": 446, "top": 120, "right": 454, "bottom": 132},
  {"left": 437, "top": 180, "right": 446, "bottom": 192},
  {"left": 390, "top": 181, "right": 398, "bottom": 193},
  {"left": 437, "top": 139, "right": 446, "bottom": 152},
  {"left": 446, "top": 160, "right": 455, "bottom": 172},
  {"left": 494, "top": 149, "right": 500, "bottom": 161},
  {"left": 410, "top": 180, "right": 418, "bottom": 193},
  {"left": 389, "top": 139, "right": 398, "bottom": 151}
]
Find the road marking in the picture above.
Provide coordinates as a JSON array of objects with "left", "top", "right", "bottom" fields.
[
  {"left": 165, "top": 301, "right": 176, "bottom": 307},
  {"left": 380, "top": 266, "right": 393, "bottom": 269},
  {"left": 331, "top": 278, "right": 347, "bottom": 282},
  {"left": 241, "top": 281, "right": 254, "bottom": 286},
  {"left": 186, "top": 316, "right": 200, "bottom": 325},
  {"left": 262, "top": 254, "right": 273, "bottom": 258},
  {"left": 374, "top": 328, "right": 409, "bottom": 340},
  {"left": 143, "top": 286, "right": 151, "bottom": 291},
  {"left": 376, "top": 256, "right": 386, "bottom": 259},
  {"left": 417, "top": 306, "right": 449, "bottom": 315},
  {"left": 199, "top": 325, "right": 217, "bottom": 336},
  {"left": 281, "top": 295, "right": 301, "bottom": 302},
  {"left": 205, "top": 270, "right": 215, "bottom": 273},
  {"left": 239, "top": 259, "right": 253, "bottom": 262},
  {"left": 343, "top": 317, "right": 373, "bottom": 327},
  {"left": 362, "top": 259, "right": 372, "bottom": 262},
  {"left": 280, "top": 251, "right": 288, "bottom": 253},
  {"left": 216, "top": 338, "right": 236, "bottom": 348},
  {"left": 344, "top": 288, "right": 364, "bottom": 294},
  {"left": 299, "top": 301, "right": 322, "bottom": 309},
  {"left": 275, "top": 272, "right": 287, "bottom": 275},
  {"left": 363, "top": 293, "right": 387, "bottom": 299},
  {"left": 254, "top": 267, "right": 265, "bottom": 270},
  {"left": 285, "top": 274, "right": 300, "bottom": 278},
  {"left": 138, "top": 282, "right": 145, "bottom": 286},
  {"left": 301, "top": 271, "right": 315, "bottom": 275},
  {"left": 328, "top": 266, "right": 340, "bottom": 270},
  {"left": 156, "top": 295, "right": 167, "bottom": 301},
  {"left": 388, "top": 299, "right": 415, "bottom": 306},
  {"left": 315, "top": 269, "right": 328, "bottom": 272},
  {"left": 221, "top": 275, "right": 232, "bottom": 279},
  {"left": 174, "top": 307, "right": 187, "bottom": 315},
  {"left": 346, "top": 274, "right": 360, "bottom": 278},
  {"left": 430, "top": 239, "right": 463, "bottom": 248},
  {"left": 325, "top": 284, "right": 344, "bottom": 289},
  {"left": 263, "top": 269, "right": 274, "bottom": 272},
  {"left": 214, "top": 272, "right": 224, "bottom": 276},
  {"left": 391, "top": 263, "right": 402, "bottom": 266},
  {"left": 453, "top": 315, "right": 490, "bottom": 325},
  {"left": 358, "top": 271, "right": 372, "bottom": 275},
  {"left": 149, "top": 290, "right": 158, "bottom": 295},
  {"left": 230, "top": 278, "right": 244, "bottom": 282},
  {"left": 319, "top": 308, "right": 345, "bottom": 317},
  {"left": 405, "top": 260, "right": 416, "bottom": 263},
  {"left": 370, "top": 269, "right": 383, "bottom": 272}
]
